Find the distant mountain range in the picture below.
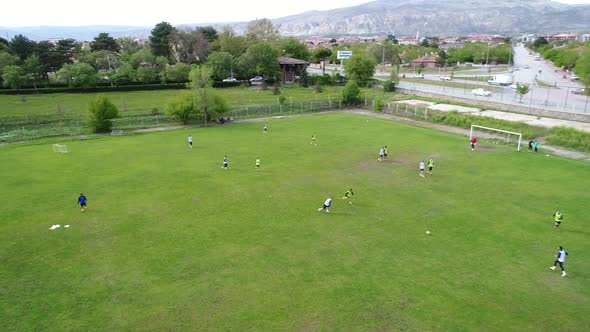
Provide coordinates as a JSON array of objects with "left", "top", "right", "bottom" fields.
[{"left": 1, "top": 0, "right": 589, "bottom": 41}]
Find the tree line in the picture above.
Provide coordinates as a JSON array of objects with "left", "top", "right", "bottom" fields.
[
  {"left": 530, "top": 37, "right": 590, "bottom": 88},
  {"left": 0, "top": 19, "right": 321, "bottom": 90}
]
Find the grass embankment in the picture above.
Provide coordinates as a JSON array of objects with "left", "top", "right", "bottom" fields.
[
  {"left": 1, "top": 113, "right": 589, "bottom": 330},
  {"left": 547, "top": 127, "right": 590, "bottom": 152},
  {"left": 399, "top": 77, "right": 499, "bottom": 91}
]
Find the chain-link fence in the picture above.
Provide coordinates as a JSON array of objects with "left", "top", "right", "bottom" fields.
[
  {"left": 397, "top": 80, "right": 590, "bottom": 114},
  {"left": 0, "top": 97, "right": 378, "bottom": 143}
]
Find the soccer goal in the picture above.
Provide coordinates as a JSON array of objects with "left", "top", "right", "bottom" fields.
[
  {"left": 470, "top": 124, "right": 522, "bottom": 151},
  {"left": 52, "top": 144, "right": 68, "bottom": 153}
]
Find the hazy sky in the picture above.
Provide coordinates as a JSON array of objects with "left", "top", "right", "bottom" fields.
[{"left": 1, "top": 0, "right": 589, "bottom": 27}]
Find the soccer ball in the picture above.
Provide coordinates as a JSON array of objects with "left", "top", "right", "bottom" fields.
[{"left": 426, "top": 230, "right": 431, "bottom": 235}]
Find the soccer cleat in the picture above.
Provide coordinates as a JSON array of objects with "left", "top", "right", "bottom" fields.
[
  {"left": 562, "top": 271, "right": 567, "bottom": 277},
  {"left": 326, "top": 210, "right": 330, "bottom": 213},
  {"left": 318, "top": 208, "right": 322, "bottom": 211},
  {"left": 549, "top": 266, "right": 556, "bottom": 271}
]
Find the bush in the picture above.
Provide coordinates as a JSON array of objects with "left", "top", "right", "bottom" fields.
[
  {"left": 272, "top": 83, "right": 281, "bottom": 95},
  {"left": 374, "top": 98, "right": 383, "bottom": 112},
  {"left": 278, "top": 95, "right": 287, "bottom": 105},
  {"left": 341, "top": 81, "right": 362, "bottom": 106},
  {"left": 308, "top": 75, "right": 334, "bottom": 86},
  {"left": 211, "top": 81, "right": 242, "bottom": 88},
  {"left": 87, "top": 95, "right": 120, "bottom": 133},
  {"left": 209, "top": 94, "right": 230, "bottom": 117},
  {"left": 383, "top": 80, "right": 396, "bottom": 92},
  {"left": 547, "top": 127, "right": 590, "bottom": 152},
  {"left": 166, "top": 91, "right": 198, "bottom": 124}
]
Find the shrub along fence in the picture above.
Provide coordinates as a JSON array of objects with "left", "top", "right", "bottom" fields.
[{"left": 0, "top": 96, "right": 378, "bottom": 143}]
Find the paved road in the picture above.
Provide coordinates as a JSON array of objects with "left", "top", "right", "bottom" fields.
[{"left": 308, "top": 54, "right": 590, "bottom": 114}]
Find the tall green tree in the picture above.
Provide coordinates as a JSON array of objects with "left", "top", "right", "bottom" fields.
[
  {"left": 1, "top": 65, "right": 25, "bottom": 89},
  {"left": 575, "top": 46, "right": 590, "bottom": 88},
  {"left": 206, "top": 51, "right": 234, "bottom": 80},
  {"left": 311, "top": 46, "right": 333, "bottom": 75},
  {"left": 87, "top": 95, "right": 120, "bottom": 133},
  {"left": 91, "top": 33, "right": 120, "bottom": 52},
  {"left": 58, "top": 63, "right": 98, "bottom": 88},
  {"left": 188, "top": 65, "right": 213, "bottom": 124},
  {"left": 344, "top": 53, "right": 376, "bottom": 86},
  {"left": 10, "top": 34, "right": 36, "bottom": 61},
  {"left": 238, "top": 42, "right": 280, "bottom": 79},
  {"left": 280, "top": 37, "right": 311, "bottom": 61},
  {"left": 117, "top": 37, "right": 143, "bottom": 55},
  {"left": 532, "top": 37, "right": 549, "bottom": 49},
  {"left": 51, "top": 39, "right": 79, "bottom": 70},
  {"left": 209, "top": 26, "right": 247, "bottom": 57},
  {"left": 163, "top": 63, "right": 191, "bottom": 83},
  {"left": 197, "top": 26, "right": 218, "bottom": 43},
  {"left": 23, "top": 55, "right": 44, "bottom": 89},
  {"left": 0, "top": 51, "right": 19, "bottom": 72},
  {"left": 110, "top": 61, "right": 136, "bottom": 85},
  {"left": 149, "top": 22, "right": 176, "bottom": 60},
  {"left": 173, "top": 29, "right": 208, "bottom": 64},
  {"left": 244, "top": 18, "right": 279, "bottom": 44}
]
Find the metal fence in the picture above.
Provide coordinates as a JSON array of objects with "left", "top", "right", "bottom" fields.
[
  {"left": 397, "top": 80, "right": 590, "bottom": 114},
  {"left": 0, "top": 97, "right": 378, "bottom": 143}
]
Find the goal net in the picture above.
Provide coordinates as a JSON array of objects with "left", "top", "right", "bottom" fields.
[
  {"left": 470, "top": 125, "right": 522, "bottom": 151},
  {"left": 52, "top": 144, "right": 68, "bottom": 153}
]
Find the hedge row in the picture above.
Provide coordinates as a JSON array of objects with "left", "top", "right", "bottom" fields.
[{"left": 0, "top": 83, "right": 189, "bottom": 95}]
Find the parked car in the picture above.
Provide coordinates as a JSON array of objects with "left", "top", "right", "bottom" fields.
[
  {"left": 571, "top": 88, "right": 586, "bottom": 95},
  {"left": 472, "top": 88, "right": 492, "bottom": 97},
  {"left": 249, "top": 76, "right": 263, "bottom": 82},
  {"left": 222, "top": 77, "right": 238, "bottom": 82},
  {"left": 510, "top": 84, "right": 518, "bottom": 89},
  {"left": 570, "top": 75, "right": 579, "bottom": 81},
  {"left": 412, "top": 73, "right": 425, "bottom": 79},
  {"left": 523, "top": 65, "right": 530, "bottom": 69},
  {"left": 439, "top": 76, "right": 452, "bottom": 81}
]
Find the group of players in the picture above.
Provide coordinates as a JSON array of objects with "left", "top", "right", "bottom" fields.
[{"left": 75, "top": 121, "right": 572, "bottom": 277}]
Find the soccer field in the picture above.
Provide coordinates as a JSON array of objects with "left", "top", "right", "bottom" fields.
[{"left": 0, "top": 113, "right": 588, "bottom": 330}]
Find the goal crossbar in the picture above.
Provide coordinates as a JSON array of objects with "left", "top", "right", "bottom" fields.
[{"left": 470, "top": 124, "right": 522, "bottom": 151}]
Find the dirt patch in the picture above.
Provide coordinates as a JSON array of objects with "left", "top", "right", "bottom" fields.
[{"left": 478, "top": 145, "right": 497, "bottom": 150}]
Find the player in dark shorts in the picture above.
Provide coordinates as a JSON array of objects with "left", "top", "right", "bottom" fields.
[{"left": 78, "top": 193, "right": 87, "bottom": 212}]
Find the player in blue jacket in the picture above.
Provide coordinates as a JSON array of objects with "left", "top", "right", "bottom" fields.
[{"left": 78, "top": 193, "right": 87, "bottom": 212}]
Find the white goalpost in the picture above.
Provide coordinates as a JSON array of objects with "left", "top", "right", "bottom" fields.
[
  {"left": 470, "top": 124, "right": 522, "bottom": 151},
  {"left": 52, "top": 144, "right": 68, "bottom": 153}
]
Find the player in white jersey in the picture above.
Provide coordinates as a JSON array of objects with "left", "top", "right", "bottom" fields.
[
  {"left": 318, "top": 197, "right": 333, "bottom": 213},
  {"left": 419, "top": 160, "right": 425, "bottom": 177},
  {"left": 549, "top": 245, "right": 569, "bottom": 277}
]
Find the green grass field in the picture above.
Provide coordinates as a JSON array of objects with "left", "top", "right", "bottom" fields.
[
  {"left": 1, "top": 113, "right": 588, "bottom": 330},
  {"left": 0, "top": 86, "right": 371, "bottom": 118}
]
